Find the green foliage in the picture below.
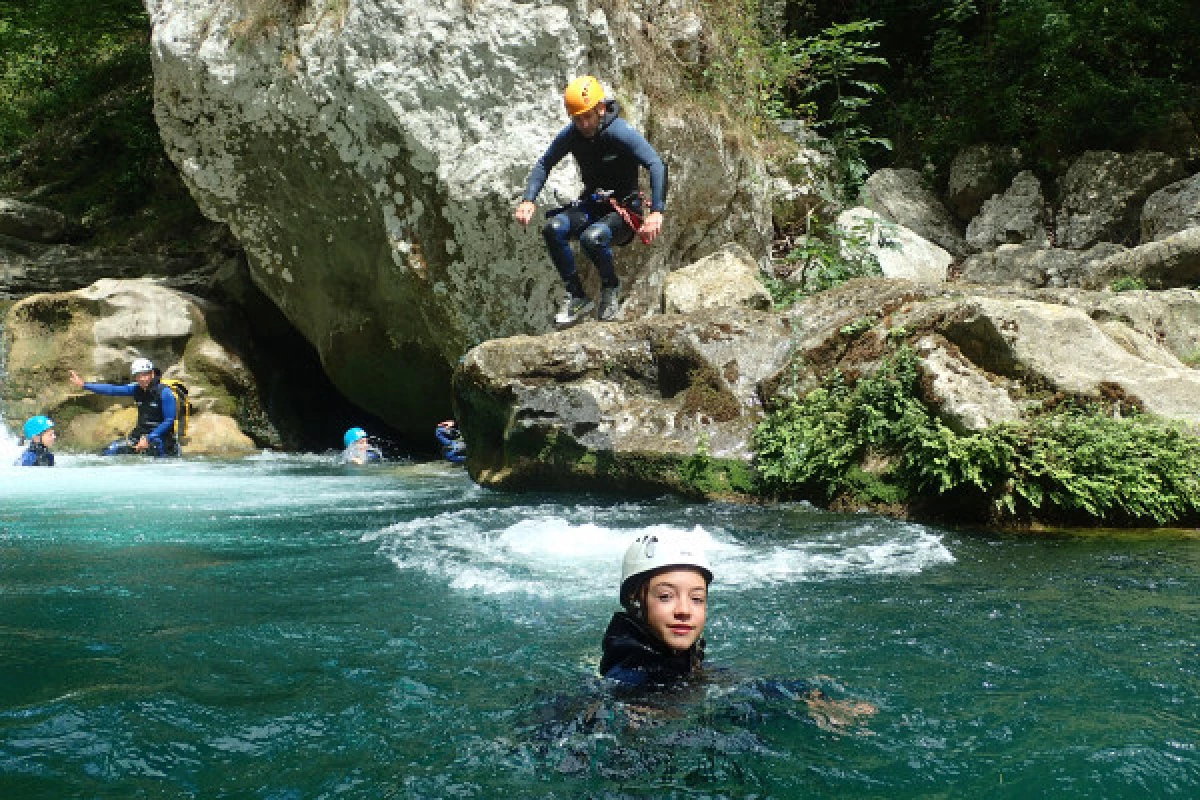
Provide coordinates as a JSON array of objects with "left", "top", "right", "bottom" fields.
[
  {"left": 1110, "top": 276, "right": 1148, "bottom": 292},
  {"left": 0, "top": 0, "right": 211, "bottom": 248},
  {"left": 785, "top": 20, "right": 892, "bottom": 194},
  {"left": 754, "top": 347, "right": 1200, "bottom": 526},
  {"left": 677, "top": 432, "right": 759, "bottom": 497},
  {"left": 789, "top": 1, "right": 1200, "bottom": 169},
  {"left": 765, "top": 215, "right": 884, "bottom": 307}
]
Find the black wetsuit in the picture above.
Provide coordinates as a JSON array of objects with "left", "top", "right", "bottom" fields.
[{"left": 599, "top": 611, "right": 704, "bottom": 688}]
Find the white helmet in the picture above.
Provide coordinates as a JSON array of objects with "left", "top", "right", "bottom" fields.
[
  {"left": 619, "top": 531, "right": 713, "bottom": 607},
  {"left": 130, "top": 357, "right": 155, "bottom": 375}
]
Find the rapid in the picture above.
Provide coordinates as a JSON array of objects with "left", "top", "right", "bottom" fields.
[{"left": 1, "top": 445, "right": 1196, "bottom": 797}]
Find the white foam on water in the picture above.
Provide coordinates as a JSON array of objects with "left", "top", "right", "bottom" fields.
[{"left": 369, "top": 509, "right": 955, "bottom": 597}]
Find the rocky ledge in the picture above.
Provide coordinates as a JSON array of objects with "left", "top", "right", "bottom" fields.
[{"left": 454, "top": 271, "right": 1200, "bottom": 515}]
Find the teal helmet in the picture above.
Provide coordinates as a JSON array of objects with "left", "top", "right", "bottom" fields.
[
  {"left": 23, "top": 415, "right": 55, "bottom": 440},
  {"left": 343, "top": 427, "right": 368, "bottom": 448}
]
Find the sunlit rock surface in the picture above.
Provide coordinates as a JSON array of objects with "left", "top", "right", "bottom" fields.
[
  {"left": 2, "top": 278, "right": 266, "bottom": 454},
  {"left": 147, "top": 0, "right": 771, "bottom": 435},
  {"left": 455, "top": 278, "right": 1200, "bottom": 495}
]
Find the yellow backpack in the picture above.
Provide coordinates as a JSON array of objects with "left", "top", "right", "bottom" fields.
[{"left": 161, "top": 379, "right": 192, "bottom": 445}]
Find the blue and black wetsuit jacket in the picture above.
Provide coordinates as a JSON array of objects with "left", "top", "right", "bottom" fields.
[
  {"left": 599, "top": 611, "right": 704, "bottom": 688},
  {"left": 15, "top": 442, "right": 54, "bottom": 466},
  {"left": 522, "top": 100, "right": 668, "bottom": 213},
  {"left": 435, "top": 426, "right": 466, "bottom": 464},
  {"left": 82, "top": 377, "right": 177, "bottom": 451}
]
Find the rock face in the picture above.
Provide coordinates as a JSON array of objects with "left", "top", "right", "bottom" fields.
[
  {"left": 1080, "top": 226, "right": 1200, "bottom": 289},
  {"left": 959, "top": 242, "right": 1125, "bottom": 289},
  {"left": 0, "top": 198, "right": 69, "bottom": 244},
  {"left": 1055, "top": 150, "right": 1184, "bottom": 249},
  {"left": 455, "top": 278, "right": 1200, "bottom": 496},
  {"left": 965, "top": 170, "right": 1048, "bottom": 252},
  {"left": 148, "top": 0, "right": 772, "bottom": 436},
  {"left": 663, "top": 243, "right": 771, "bottom": 314},
  {"left": 454, "top": 308, "right": 793, "bottom": 493},
  {"left": 2, "top": 278, "right": 269, "bottom": 454},
  {"left": 946, "top": 144, "right": 1022, "bottom": 222},
  {"left": 1142, "top": 173, "right": 1200, "bottom": 243}
]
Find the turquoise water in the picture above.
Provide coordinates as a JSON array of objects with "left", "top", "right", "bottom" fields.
[{"left": 1, "top": 452, "right": 1197, "bottom": 798}]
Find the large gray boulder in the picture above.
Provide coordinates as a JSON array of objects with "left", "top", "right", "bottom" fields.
[
  {"left": 959, "top": 242, "right": 1124, "bottom": 289},
  {"left": 858, "top": 168, "right": 967, "bottom": 256},
  {"left": 454, "top": 308, "right": 793, "bottom": 493},
  {"left": 1055, "top": 150, "right": 1184, "bottom": 249},
  {"left": 1141, "top": 173, "right": 1200, "bottom": 243},
  {"left": 1080, "top": 226, "right": 1200, "bottom": 289},
  {"left": 2, "top": 278, "right": 269, "bottom": 454},
  {"left": 946, "top": 144, "right": 1023, "bottom": 222},
  {"left": 836, "top": 207, "right": 951, "bottom": 284},
  {"left": 965, "top": 170, "right": 1048, "bottom": 252},
  {"left": 148, "top": 0, "right": 773, "bottom": 436}
]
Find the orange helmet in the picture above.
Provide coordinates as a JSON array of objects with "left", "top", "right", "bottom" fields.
[{"left": 563, "top": 76, "right": 605, "bottom": 116}]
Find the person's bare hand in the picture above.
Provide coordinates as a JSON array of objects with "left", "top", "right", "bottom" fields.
[
  {"left": 68, "top": 370, "right": 84, "bottom": 389},
  {"left": 134, "top": 436, "right": 150, "bottom": 453},
  {"left": 638, "top": 211, "right": 663, "bottom": 244},
  {"left": 514, "top": 200, "right": 537, "bottom": 226}
]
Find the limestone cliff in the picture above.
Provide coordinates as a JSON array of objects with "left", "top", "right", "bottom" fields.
[{"left": 147, "top": 0, "right": 771, "bottom": 435}]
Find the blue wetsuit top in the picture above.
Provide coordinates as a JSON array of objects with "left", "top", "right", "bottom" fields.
[
  {"left": 522, "top": 101, "right": 667, "bottom": 213},
  {"left": 82, "top": 381, "right": 176, "bottom": 444},
  {"left": 435, "top": 426, "right": 466, "bottom": 464},
  {"left": 16, "top": 443, "right": 54, "bottom": 466}
]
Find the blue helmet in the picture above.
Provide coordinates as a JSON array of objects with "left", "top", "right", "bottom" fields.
[
  {"left": 23, "top": 415, "right": 55, "bottom": 440},
  {"left": 343, "top": 427, "right": 368, "bottom": 448}
]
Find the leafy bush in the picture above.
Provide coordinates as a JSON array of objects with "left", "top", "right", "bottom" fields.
[
  {"left": 1110, "top": 276, "right": 1148, "bottom": 292},
  {"left": 0, "top": 0, "right": 211, "bottom": 247},
  {"left": 754, "top": 347, "right": 1200, "bottom": 526}
]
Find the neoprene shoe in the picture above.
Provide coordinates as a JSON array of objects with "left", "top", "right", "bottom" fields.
[
  {"left": 597, "top": 286, "right": 621, "bottom": 321},
  {"left": 555, "top": 291, "right": 594, "bottom": 328}
]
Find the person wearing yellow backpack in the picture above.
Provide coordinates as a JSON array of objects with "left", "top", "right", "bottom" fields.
[{"left": 68, "top": 357, "right": 181, "bottom": 457}]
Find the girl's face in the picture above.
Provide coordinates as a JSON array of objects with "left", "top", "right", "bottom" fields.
[{"left": 641, "top": 568, "right": 708, "bottom": 653}]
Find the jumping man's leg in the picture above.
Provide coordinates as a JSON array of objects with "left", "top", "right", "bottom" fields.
[
  {"left": 580, "top": 210, "right": 633, "bottom": 320},
  {"left": 542, "top": 210, "right": 591, "bottom": 298}
]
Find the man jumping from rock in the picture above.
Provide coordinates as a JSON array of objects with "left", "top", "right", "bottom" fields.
[{"left": 514, "top": 75, "right": 667, "bottom": 327}]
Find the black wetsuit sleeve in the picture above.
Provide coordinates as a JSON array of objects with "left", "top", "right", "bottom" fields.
[
  {"left": 608, "top": 121, "right": 667, "bottom": 212},
  {"left": 522, "top": 124, "right": 575, "bottom": 203}
]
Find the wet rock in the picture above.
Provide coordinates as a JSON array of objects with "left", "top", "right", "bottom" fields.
[
  {"left": 663, "top": 243, "right": 771, "bottom": 314},
  {"left": 453, "top": 308, "right": 792, "bottom": 493}
]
